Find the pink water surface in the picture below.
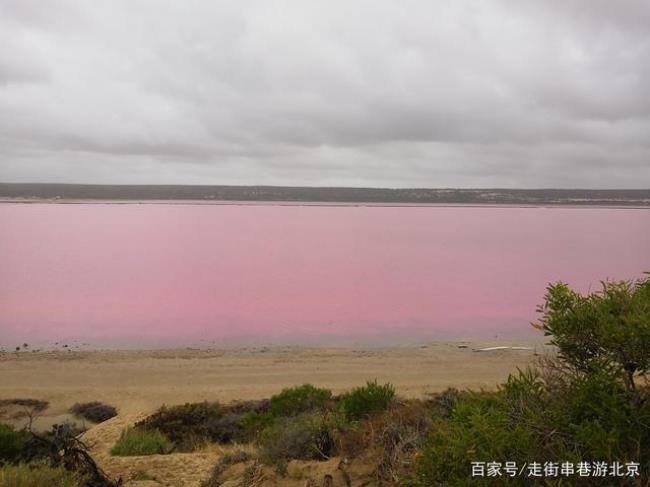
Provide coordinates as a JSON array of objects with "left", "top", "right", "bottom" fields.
[{"left": 1, "top": 204, "right": 649, "bottom": 346}]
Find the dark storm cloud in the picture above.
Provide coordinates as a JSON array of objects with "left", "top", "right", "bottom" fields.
[{"left": 0, "top": 0, "right": 649, "bottom": 187}]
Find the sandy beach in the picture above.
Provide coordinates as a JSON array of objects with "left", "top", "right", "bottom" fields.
[
  {"left": 0, "top": 339, "right": 546, "bottom": 422},
  {"left": 0, "top": 339, "right": 546, "bottom": 485}
]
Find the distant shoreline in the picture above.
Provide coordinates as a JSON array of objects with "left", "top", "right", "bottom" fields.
[
  {"left": 3, "top": 198, "right": 650, "bottom": 210},
  {"left": 1, "top": 183, "right": 649, "bottom": 206}
]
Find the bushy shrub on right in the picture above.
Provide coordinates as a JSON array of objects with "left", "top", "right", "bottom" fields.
[{"left": 413, "top": 277, "right": 650, "bottom": 486}]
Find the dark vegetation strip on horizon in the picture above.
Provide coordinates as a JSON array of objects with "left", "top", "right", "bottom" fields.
[{"left": 1, "top": 183, "right": 650, "bottom": 206}]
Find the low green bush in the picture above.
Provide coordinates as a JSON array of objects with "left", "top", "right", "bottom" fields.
[
  {"left": 0, "top": 463, "right": 84, "bottom": 487},
  {"left": 109, "top": 428, "right": 173, "bottom": 456},
  {"left": 259, "top": 413, "right": 339, "bottom": 464},
  {"left": 341, "top": 380, "right": 395, "bottom": 420},
  {"left": 0, "top": 425, "right": 26, "bottom": 464},
  {"left": 269, "top": 384, "right": 332, "bottom": 417},
  {"left": 238, "top": 411, "right": 274, "bottom": 442}
]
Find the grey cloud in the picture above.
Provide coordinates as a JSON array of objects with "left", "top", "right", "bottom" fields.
[{"left": 0, "top": 0, "right": 649, "bottom": 188}]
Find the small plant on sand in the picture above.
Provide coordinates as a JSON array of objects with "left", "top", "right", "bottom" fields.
[
  {"left": 131, "top": 470, "right": 156, "bottom": 481},
  {"left": 200, "top": 448, "right": 252, "bottom": 487},
  {"left": 240, "top": 462, "right": 263, "bottom": 487},
  {"left": 269, "top": 384, "right": 333, "bottom": 417},
  {"left": 110, "top": 428, "right": 173, "bottom": 456},
  {"left": 341, "top": 380, "right": 395, "bottom": 420},
  {"left": 69, "top": 402, "right": 117, "bottom": 424},
  {"left": 0, "top": 462, "right": 85, "bottom": 487}
]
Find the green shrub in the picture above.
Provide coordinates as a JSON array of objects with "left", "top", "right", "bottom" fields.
[
  {"left": 341, "top": 380, "right": 395, "bottom": 420},
  {"left": 414, "top": 368, "right": 650, "bottom": 485},
  {"left": 259, "top": 413, "right": 339, "bottom": 464},
  {"left": 0, "top": 463, "right": 84, "bottom": 487},
  {"left": 0, "top": 425, "right": 25, "bottom": 464},
  {"left": 269, "top": 384, "right": 332, "bottom": 417},
  {"left": 536, "top": 278, "right": 650, "bottom": 395},
  {"left": 416, "top": 389, "right": 538, "bottom": 486},
  {"left": 416, "top": 327, "right": 650, "bottom": 482},
  {"left": 238, "top": 411, "right": 274, "bottom": 442},
  {"left": 109, "top": 428, "right": 173, "bottom": 456}
]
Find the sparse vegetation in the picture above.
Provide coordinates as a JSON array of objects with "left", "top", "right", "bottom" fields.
[
  {"left": 69, "top": 402, "right": 117, "bottom": 424},
  {"left": 240, "top": 462, "right": 264, "bottom": 486},
  {"left": 0, "top": 400, "right": 49, "bottom": 431},
  {"left": 130, "top": 470, "right": 156, "bottom": 481},
  {"left": 200, "top": 448, "right": 252, "bottom": 487},
  {"left": 0, "top": 463, "right": 85, "bottom": 487},
  {"left": 110, "top": 428, "right": 173, "bottom": 456}
]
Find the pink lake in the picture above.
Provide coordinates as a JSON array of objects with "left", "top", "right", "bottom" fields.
[{"left": 1, "top": 204, "right": 649, "bottom": 347}]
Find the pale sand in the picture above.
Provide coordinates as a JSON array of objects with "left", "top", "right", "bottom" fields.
[{"left": 0, "top": 339, "right": 548, "bottom": 486}]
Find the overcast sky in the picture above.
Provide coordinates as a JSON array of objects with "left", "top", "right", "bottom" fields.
[{"left": 1, "top": 1, "right": 649, "bottom": 188}]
